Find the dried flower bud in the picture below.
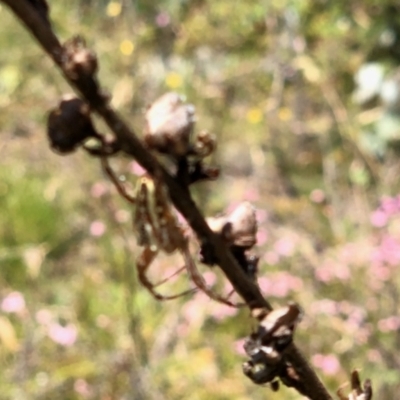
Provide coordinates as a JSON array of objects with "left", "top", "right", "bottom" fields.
[
  {"left": 242, "top": 360, "right": 279, "bottom": 385},
  {"left": 246, "top": 304, "right": 302, "bottom": 363},
  {"left": 253, "top": 303, "right": 302, "bottom": 329},
  {"left": 255, "top": 303, "right": 302, "bottom": 349},
  {"left": 207, "top": 202, "right": 257, "bottom": 249},
  {"left": 192, "top": 130, "right": 217, "bottom": 158},
  {"left": 337, "top": 371, "right": 373, "bottom": 400},
  {"left": 63, "top": 36, "right": 98, "bottom": 80},
  {"left": 243, "top": 303, "right": 303, "bottom": 386},
  {"left": 47, "top": 95, "right": 97, "bottom": 154},
  {"left": 145, "top": 92, "right": 195, "bottom": 157}
]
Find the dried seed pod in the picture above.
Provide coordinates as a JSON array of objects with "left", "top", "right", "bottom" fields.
[
  {"left": 255, "top": 303, "right": 303, "bottom": 350},
  {"left": 192, "top": 130, "right": 217, "bottom": 158},
  {"left": 145, "top": 92, "right": 195, "bottom": 157},
  {"left": 243, "top": 303, "right": 303, "bottom": 386},
  {"left": 337, "top": 371, "right": 373, "bottom": 400},
  {"left": 63, "top": 36, "right": 98, "bottom": 80},
  {"left": 253, "top": 303, "right": 302, "bottom": 330},
  {"left": 242, "top": 360, "right": 279, "bottom": 385},
  {"left": 246, "top": 304, "right": 302, "bottom": 365},
  {"left": 47, "top": 95, "right": 97, "bottom": 154},
  {"left": 203, "top": 202, "right": 258, "bottom": 277},
  {"left": 207, "top": 202, "right": 257, "bottom": 249}
]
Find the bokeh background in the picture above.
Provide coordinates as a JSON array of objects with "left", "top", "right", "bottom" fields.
[{"left": 1, "top": 0, "right": 400, "bottom": 398}]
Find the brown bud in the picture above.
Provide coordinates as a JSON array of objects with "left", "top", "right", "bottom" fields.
[
  {"left": 254, "top": 304, "right": 301, "bottom": 360},
  {"left": 255, "top": 303, "right": 302, "bottom": 339},
  {"left": 242, "top": 360, "right": 278, "bottom": 385},
  {"left": 47, "top": 95, "right": 97, "bottom": 154},
  {"left": 145, "top": 92, "right": 195, "bottom": 157},
  {"left": 63, "top": 36, "right": 98, "bottom": 79},
  {"left": 337, "top": 371, "right": 373, "bottom": 400},
  {"left": 192, "top": 130, "right": 217, "bottom": 158},
  {"left": 207, "top": 202, "right": 257, "bottom": 249}
]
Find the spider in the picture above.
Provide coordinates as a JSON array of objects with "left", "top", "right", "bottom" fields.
[{"left": 99, "top": 155, "right": 240, "bottom": 307}]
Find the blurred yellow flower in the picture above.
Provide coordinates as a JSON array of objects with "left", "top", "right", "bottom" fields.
[
  {"left": 106, "top": 1, "right": 122, "bottom": 17},
  {"left": 278, "top": 107, "right": 292, "bottom": 121},
  {"left": 246, "top": 108, "right": 263, "bottom": 124},
  {"left": 119, "top": 40, "right": 134, "bottom": 56},
  {"left": 165, "top": 72, "right": 183, "bottom": 89}
]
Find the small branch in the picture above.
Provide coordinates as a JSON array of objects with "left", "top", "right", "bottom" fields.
[{"left": 1, "top": 1, "right": 333, "bottom": 398}]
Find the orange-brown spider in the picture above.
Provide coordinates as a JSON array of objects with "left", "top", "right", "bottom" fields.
[{"left": 100, "top": 156, "right": 239, "bottom": 307}]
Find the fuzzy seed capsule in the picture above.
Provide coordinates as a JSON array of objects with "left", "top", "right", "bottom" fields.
[
  {"left": 47, "top": 95, "right": 96, "bottom": 154},
  {"left": 145, "top": 92, "right": 195, "bottom": 157},
  {"left": 207, "top": 202, "right": 257, "bottom": 249}
]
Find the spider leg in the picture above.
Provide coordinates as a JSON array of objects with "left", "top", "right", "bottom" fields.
[
  {"left": 181, "top": 246, "right": 244, "bottom": 308},
  {"left": 225, "top": 288, "right": 235, "bottom": 300},
  {"left": 83, "top": 136, "right": 135, "bottom": 204},
  {"left": 137, "top": 247, "right": 195, "bottom": 301},
  {"left": 153, "top": 265, "right": 188, "bottom": 287},
  {"left": 100, "top": 156, "right": 136, "bottom": 204}
]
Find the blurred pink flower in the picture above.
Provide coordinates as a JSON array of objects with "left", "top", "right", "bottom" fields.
[
  {"left": 74, "top": 379, "right": 92, "bottom": 398},
  {"left": 35, "top": 309, "right": 53, "bottom": 325},
  {"left": 263, "top": 251, "right": 279, "bottom": 265},
  {"left": 48, "top": 322, "right": 78, "bottom": 347},
  {"left": 367, "top": 349, "right": 382, "bottom": 363},
  {"left": 314, "top": 262, "right": 335, "bottom": 283},
  {"left": 338, "top": 301, "right": 352, "bottom": 314},
  {"left": 258, "top": 272, "right": 303, "bottom": 298},
  {"left": 333, "top": 263, "right": 350, "bottom": 281},
  {"left": 379, "top": 235, "right": 400, "bottom": 266},
  {"left": 370, "top": 264, "right": 391, "bottom": 282},
  {"left": 378, "top": 316, "right": 400, "bottom": 332},
  {"left": 129, "top": 161, "right": 145, "bottom": 176},
  {"left": 176, "top": 321, "right": 190, "bottom": 337},
  {"left": 274, "top": 236, "right": 296, "bottom": 257},
  {"left": 339, "top": 241, "right": 371, "bottom": 266},
  {"left": 202, "top": 271, "right": 217, "bottom": 286},
  {"left": 234, "top": 338, "right": 246, "bottom": 356},
  {"left": 310, "top": 299, "right": 338, "bottom": 316},
  {"left": 309, "top": 188, "right": 326, "bottom": 203},
  {"left": 256, "top": 209, "right": 268, "bottom": 223},
  {"left": 1, "top": 291, "right": 26, "bottom": 314},
  {"left": 345, "top": 308, "right": 366, "bottom": 332},
  {"left": 356, "top": 326, "right": 371, "bottom": 345},
  {"left": 155, "top": 12, "right": 171, "bottom": 28},
  {"left": 209, "top": 301, "right": 238, "bottom": 321},
  {"left": 244, "top": 187, "right": 260, "bottom": 202},
  {"left": 90, "top": 182, "right": 108, "bottom": 198},
  {"left": 182, "top": 298, "right": 206, "bottom": 328},
  {"left": 370, "top": 209, "right": 388, "bottom": 227},
  {"left": 89, "top": 220, "right": 106, "bottom": 237},
  {"left": 114, "top": 209, "right": 130, "bottom": 223},
  {"left": 311, "top": 353, "right": 340, "bottom": 376},
  {"left": 315, "top": 258, "right": 350, "bottom": 282},
  {"left": 256, "top": 228, "right": 268, "bottom": 246},
  {"left": 380, "top": 195, "right": 400, "bottom": 215}
]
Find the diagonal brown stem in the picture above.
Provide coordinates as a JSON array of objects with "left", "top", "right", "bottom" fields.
[{"left": 1, "top": 1, "right": 333, "bottom": 398}]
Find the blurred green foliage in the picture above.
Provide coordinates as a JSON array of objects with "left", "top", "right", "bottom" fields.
[{"left": 1, "top": 0, "right": 400, "bottom": 398}]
